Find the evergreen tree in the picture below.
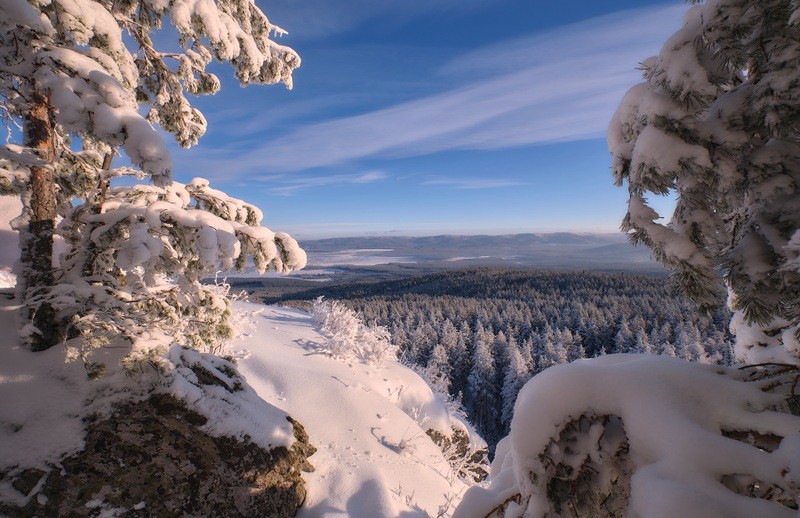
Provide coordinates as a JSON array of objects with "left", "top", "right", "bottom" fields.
[
  {"left": 439, "top": 319, "right": 460, "bottom": 353},
  {"left": 467, "top": 324, "right": 499, "bottom": 447},
  {"left": 609, "top": 0, "right": 800, "bottom": 362},
  {"left": 567, "top": 340, "right": 587, "bottom": 362},
  {"left": 501, "top": 347, "right": 530, "bottom": 433},
  {"left": 675, "top": 324, "right": 708, "bottom": 363},
  {"left": 614, "top": 320, "right": 634, "bottom": 354},
  {"left": 426, "top": 341, "right": 452, "bottom": 394},
  {"left": 659, "top": 341, "right": 677, "bottom": 358},
  {"left": 536, "top": 337, "right": 567, "bottom": 373},
  {"left": 449, "top": 321, "right": 472, "bottom": 397},
  {"left": 493, "top": 330, "right": 512, "bottom": 386},
  {"left": 520, "top": 337, "right": 535, "bottom": 371},
  {"left": 633, "top": 328, "right": 653, "bottom": 355},
  {"left": 0, "top": 0, "right": 301, "bottom": 352}
]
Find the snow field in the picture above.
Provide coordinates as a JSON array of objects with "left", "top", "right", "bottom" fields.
[{"left": 234, "top": 302, "right": 473, "bottom": 517}]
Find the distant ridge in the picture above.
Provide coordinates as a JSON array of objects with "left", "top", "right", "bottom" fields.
[
  {"left": 301, "top": 232, "right": 629, "bottom": 252},
  {"left": 296, "top": 232, "right": 661, "bottom": 271}
]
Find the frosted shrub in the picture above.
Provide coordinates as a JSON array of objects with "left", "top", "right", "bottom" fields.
[
  {"left": 312, "top": 297, "right": 398, "bottom": 366},
  {"left": 312, "top": 296, "right": 360, "bottom": 359},
  {"left": 355, "top": 325, "right": 396, "bottom": 366}
]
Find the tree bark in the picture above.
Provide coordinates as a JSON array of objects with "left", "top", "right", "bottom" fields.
[
  {"left": 22, "top": 89, "right": 59, "bottom": 351},
  {"left": 81, "top": 152, "right": 113, "bottom": 278}
]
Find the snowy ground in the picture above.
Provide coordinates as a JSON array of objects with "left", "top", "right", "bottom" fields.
[
  {"left": 0, "top": 294, "right": 473, "bottom": 516},
  {"left": 233, "top": 301, "right": 471, "bottom": 517}
]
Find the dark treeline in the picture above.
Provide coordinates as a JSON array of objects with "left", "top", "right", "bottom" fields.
[{"left": 262, "top": 268, "right": 735, "bottom": 452}]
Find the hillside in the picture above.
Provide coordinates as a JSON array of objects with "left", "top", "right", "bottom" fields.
[
  {"left": 0, "top": 296, "right": 479, "bottom": 516},
  {"left": 232, "top": 301, "right": 479, "bottom": 516}
]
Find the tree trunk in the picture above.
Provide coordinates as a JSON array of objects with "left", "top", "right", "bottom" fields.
[
  {"left": 21, "top": 89, "right": 58, "bottom": 351},
  {"left": 81, "top": 153, "right": 113, "bottom": 277}
]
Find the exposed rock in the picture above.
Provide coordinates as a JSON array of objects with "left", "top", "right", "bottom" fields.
[
  {"left": 427, "top": 427, "right": 489, "bottom": 484},
  {"left": 9, "top": 468, "right": 46, "bottom": 496},
  {"left": 2, "top": 393, "right": 315, "bottom": 517}
]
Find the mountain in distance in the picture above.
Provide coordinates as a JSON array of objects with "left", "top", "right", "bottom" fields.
[{"left": 298, "top": 232, "right": 662, "bottom": 272}]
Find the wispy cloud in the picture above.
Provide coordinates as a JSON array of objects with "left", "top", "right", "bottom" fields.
[
  {"left": 265, "top": 0, "right": 499, "bottom": 41},
  {"left": 265, "top": 170, "right": 388, "bottom": 195},
  {"left": 182, "top": 3, "right": 686, "bottom": 177},
  {"left": 351, "top": 171, "right": 387, "bottom": 183},
  {"left": 421, "top": 178, "right": 527, "bottom": 190}
]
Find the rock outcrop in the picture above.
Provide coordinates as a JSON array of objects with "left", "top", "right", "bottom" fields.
[{"left": 2, "top": 393, "right": 316, "bottom": 517}]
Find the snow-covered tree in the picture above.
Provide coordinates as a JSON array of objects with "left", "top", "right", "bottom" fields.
[
  {"left": 0, "top": 0, "right": 301, "bottom": 352},
  {"left": 500, "top": 346, "right": 530, "bottom": 433},
  {"left": 52, "top": 179, "right": 306, "bottom": 368},
  {"left": 449, "top": 322, "right": 471, "bottom": 397},
  {"left": 608, "top": 0, "right": 800, "bottom": 363},
  {"left": 466, "top": 324, "right": 499, "bottom": 448},
  {"left": 458, "top": 4, "right": 800, "bottom": 515},
  {"left": 425, "top": 341, "right": 452, "bottom": 395},
  {"left": 631, "top": 328, "right": 653, "bottom": 355},
  {"left": 614, "top": 319, "right": 635, "bottom": 354}
]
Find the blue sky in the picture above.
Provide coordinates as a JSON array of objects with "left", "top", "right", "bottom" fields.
[{"left": 170, "top": 0, "right": 687, "bottom": 239}]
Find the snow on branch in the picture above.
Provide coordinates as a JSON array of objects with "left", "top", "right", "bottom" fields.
[
  {"left": 29, "top": 177, "right": 307, "bottom": 368},
  {"left": 608, "top": 0, "right": 800, "bottom": 363},
  {"left": 0, "top": 0, "right": 301, "bottom": 185}
]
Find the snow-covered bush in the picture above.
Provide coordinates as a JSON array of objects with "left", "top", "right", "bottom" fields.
[
  {"left": 312, "top": 297, "right": 397, "bottom": 366},
  {"left": 456, "top": 355, "right": 800, "bottom": 517},
  {"left": 608, "top": 0, "right": 800, "bottom": 364}
]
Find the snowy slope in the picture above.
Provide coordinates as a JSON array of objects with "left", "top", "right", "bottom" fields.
[
  {"left": 0, "top": 294, "right": 474, "bottom": 515},
  {"left": 233, "top": 301, "right": 472, "bottom": 517},
  {"left": 0, "top": 195, "right": 475, "bottom": 515}
]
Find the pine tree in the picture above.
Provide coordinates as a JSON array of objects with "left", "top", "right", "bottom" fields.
[
  {"left": 467, "top": 324, "right": 499, "bottom": 448},
  {"left": 520, "top": 337, "right": 535, "bottom": 371},
  {"left": 1, "top": 0, "right": 301, "bottom": 352},
  {"left": 501, "top": 347, "right": 530, "bottom": 433},
  {"left": 449, "top": 321, "right": 472, "bottom": 397},
  {"left": 659, "top": 341, "right": 677, "bottom": 358},
  {"left": 614, "top": 320, "right": 634, "bottom": 354},
  {"left": 675, "top": 324, "right": 708, "bottom": 363},
  {"left": 633, "top": 328, "right": 653, "bottom": 355},
  {"left": 608, "top": 0, "right": 800, "bottom": 363},
  {"left": 425, "top": 341, "right": 452, "bottom": 394}
]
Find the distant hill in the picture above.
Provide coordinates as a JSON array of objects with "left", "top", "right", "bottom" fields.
[
  {"left": 298, "top": 232, "right": 661, "bottom": 272},
  {"left": 303, "top": 232, "right": 627, "bottom": 252}
]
